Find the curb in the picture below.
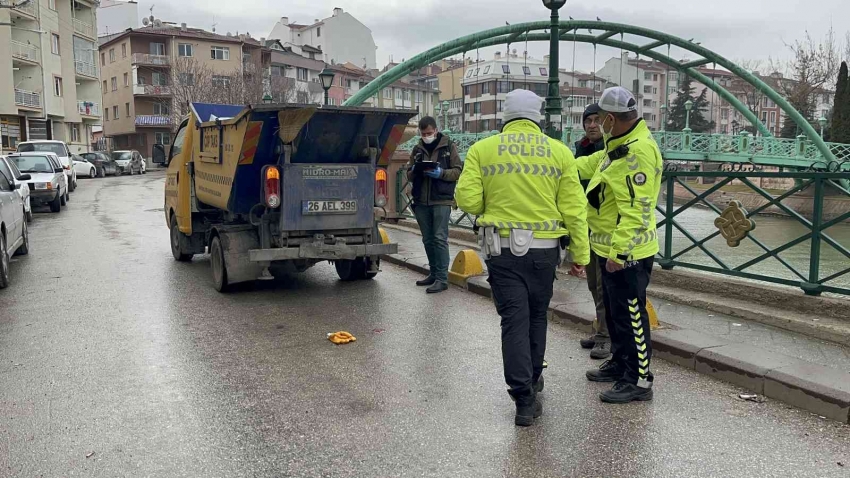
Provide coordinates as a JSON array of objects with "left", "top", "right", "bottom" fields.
[{"left": 381, "top": 252, "right": 850, "bottom": 424}]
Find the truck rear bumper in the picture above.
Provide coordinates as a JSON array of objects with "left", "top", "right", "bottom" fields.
[{"left": 248, "top": 243, "right": 398, "bottom": 262}]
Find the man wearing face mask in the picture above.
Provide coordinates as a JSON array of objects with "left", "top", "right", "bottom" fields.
[
  {"left": 574, "top": 103, "right": 612, "bottom": 361},
  {"left": 406, "top": 116, "right": 463, "bottom": 293},
  {"left": 456, "top": 89, "right": 589, "bottom": 426},
  {"left": 574, "top": 87, "right": 663, "bottom": 404}
]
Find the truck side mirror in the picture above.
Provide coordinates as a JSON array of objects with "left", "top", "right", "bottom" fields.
[{"left": 152, "top": 144, "right": 167, "bottom": 165}]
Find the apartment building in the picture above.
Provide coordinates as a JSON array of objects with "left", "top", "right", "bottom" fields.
[
  {"left": 267, "top": 7, "right": 377, "bottom": 70},
  {"left": 266, "top": 39, "right": 325, "bottom": 104},
  {"left": 1, "top": 0, "right": 101, "bottom": 154},
  {"left": 561, "top": 86, "right": 600, "bottom": 129},
  {"left": 373, "top": 79, "right": 441, "bottom": 125},
  {"left": 461, "top": 52, "right": 550, "bottom": 133},
  {"left": 99, "top": 24, "right": 269, "bottom": 158}
]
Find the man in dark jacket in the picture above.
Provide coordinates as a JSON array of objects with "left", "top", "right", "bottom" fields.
[
  {"left": 574, "top": 103, "right": 611, "bottom": 360},
  {"left": 406, "top": 116, "right": 463, "bottom": 293}
]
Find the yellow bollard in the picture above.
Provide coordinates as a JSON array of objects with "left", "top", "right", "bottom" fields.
[
  {"left": 378, "top": 227, "right": 391, "bottom": 245},
  {"left": 646, "top": 298, "right": 660, "bottom": 329},
  {"left": 447, "top": 249, "right": 485, "bottom": 287}
]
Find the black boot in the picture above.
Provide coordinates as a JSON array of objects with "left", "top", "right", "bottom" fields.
[
  {"left": 533, "top": 375, "right": 544, "bottom": 394},
  {"left": 579, "top": 334, "right": 596, "bottom": 349},
  {"left": 416, "top": 276, "right": 436, "bottom": 286},
  {"left": 515, "top": 394, "right": 543, "bottom": 427},
  {"left": 590, "top": 339, "right": 612, "bottom": 360},
  {"left": 600, "top": 381, "right": 653, "bottom": 403},
  {"left": 426, "top": 281, "right": 448, "bottom": 294},
  {"left": 586, "top": 360, "right": 624, "bottom": 382}
]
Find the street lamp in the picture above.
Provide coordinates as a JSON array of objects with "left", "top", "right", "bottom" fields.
[
  {"left": 660, "top": 104, "right": 667, "bottom": 132},
  {"left": 818, "top": 116, "right": 828, "bottom": 138},
  {"left": 262, "top": 94, "right": 273, "bottom": 104},
  {"left": 684, "top": 99, "right": 693, "bottom": 131},
  {"left": 318, "top": 68, "right": 335, "bottom": 106},
  {"left": 542, "top": 0, "right": 567, "bottom": 139}
]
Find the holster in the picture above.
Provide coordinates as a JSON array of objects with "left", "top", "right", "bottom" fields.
[{"left": 479, "top": 227, "right": 501, "bottom": 258}]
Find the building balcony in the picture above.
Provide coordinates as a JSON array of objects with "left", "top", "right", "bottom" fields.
[
  {"left": 132, "top": 53, "right": 170, "bottom": 67},
  {"left": 72, "top": 18, "right": 96, "bottom": 40},
  {"left": 0, "top": 0, "right": 38, "bottom": 18},
  {"left": 135, "top": 115, "right": 172, "bottom": 127},
  {"left": 14, "top": 89, "right": 41, "bottom": 109},
  {"left": 74, "top": 60, "right": 98, "bottom": 79},
  {"left": 133, "top": 84, "right": 172, "bottom": 97},
  {"left": 10, "top": 40, "right": 40, "bottom": 64},
  {"left": 78, "top": 101, "right": 101, "bottom": 118}
]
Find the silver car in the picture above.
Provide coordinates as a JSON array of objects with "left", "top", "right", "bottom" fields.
[
  {"left": 7, "top": 153, "right": 69, "bottom": 213},
  {"left": 0, "top": 158, "right": 30, "bottom": 289},
  {"left": 0, "top": 155, "right": 32, "bottom": 223},
  {"left": 112, "top": 150, "right": 145, "bottom": 175}
]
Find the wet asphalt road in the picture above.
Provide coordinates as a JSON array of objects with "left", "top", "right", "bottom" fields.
[{"left": 1, "top": 171, "right": 848, "bottom": 478}]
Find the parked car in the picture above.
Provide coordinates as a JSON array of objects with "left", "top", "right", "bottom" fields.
[
  {"left": 16, "top": 140, "right": 77, "bottom": 192},
  {"left": 0, "top": 158, "right": 30, "bottom": 289},
  {"left": 112, "top": 150, "right": 145, "bottom": 175},
  {"left": 81, "top": 152, "right": 119, "bottom": 177},
  {"left": 72, "top": 154, "right": 98, "bottom": 178},
  {"left": 0, "top": 156, "right": 32, "bottom": 223},
  {"left": 7, "top": 153, "right": 69, "bottom": 213}
]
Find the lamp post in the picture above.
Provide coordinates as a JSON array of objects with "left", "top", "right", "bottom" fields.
[
  {"left": 442, "top": 100, "right": 450, "bottom": 132},
  {"left": 818, "top": 116, "right": 828, "bottom": 138},
  {"left": 318, "top": 68, "right": 335, "bottom": 106},
  {"left": 660, "top": 104, "right": 667, "bottom": 132},
  {"left": 684, "top": 99, "right": 693, "bottom": 132},
  {"left": 542, "top": 0, "right": 567, "bottom": 139},
  {"left": 262, "top": 94, "right": 273, "bottom": 104}
]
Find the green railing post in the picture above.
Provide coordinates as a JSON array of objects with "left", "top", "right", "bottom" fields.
[
  {"left": 683, "top": 128, "right": 692, "bottom": 151},
  {"left": 658, "top": 174, "right": 675, "bottom": 270},
  {"left": 795, "top": 134, "right": 807, "bottom": 158},
  {"left": 801, "top": 176, "right": 825, "bottom": 296}
]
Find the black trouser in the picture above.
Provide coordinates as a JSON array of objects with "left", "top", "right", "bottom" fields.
[
  {"left": 598, "top": 256, "right": 655, "bottom": 388},
  {"left": 487, "top": 247, "right": 559, "bottom": 402}
]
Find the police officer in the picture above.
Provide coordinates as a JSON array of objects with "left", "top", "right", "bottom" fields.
[
  {"left": 574, "top": 103, "right": 612, "bottom": 361},
  {"left": 456, "top": 89, "right": 590, "bottom": 426},
  {"left": 574, "top": 87, "right": 663, "bottom": 403}
]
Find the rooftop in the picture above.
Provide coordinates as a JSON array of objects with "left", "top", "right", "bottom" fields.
[{"left": 100, "top": 25, "right": 266, "bottom": 49}]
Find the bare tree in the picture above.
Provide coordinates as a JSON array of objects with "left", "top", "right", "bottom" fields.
[
  {"left": 156, "top": 57, "right": 216, "bottom": 128},
  {"left": 732, "top": 59, "right": 768, "bottom": 116}
]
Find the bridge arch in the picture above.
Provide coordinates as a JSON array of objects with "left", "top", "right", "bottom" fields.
[{"left": 344, "top": 21, "right": 836, "bottom": 163}]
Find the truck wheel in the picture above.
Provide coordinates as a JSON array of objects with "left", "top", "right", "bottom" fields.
[
  {"left": 364, "top": 257, "right": 379, "bottom": 280},
  {"left": 170, "top": 215, "right": 193, "bottom": 262},
  {"left": 335, "top": 259, "right": 367, "bottom": 281},
  {"left": 210, "top": 235, "right": 230, "bottom": 292}
]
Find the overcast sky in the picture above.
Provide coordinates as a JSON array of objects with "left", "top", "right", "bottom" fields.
[{"left": 142, "top": 0, "right": 847, "bottom": 73}]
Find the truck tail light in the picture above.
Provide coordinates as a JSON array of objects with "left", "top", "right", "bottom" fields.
[
  {"left": 263, "top": 166, "right": 281, "bottom": 208},
  {"left": 375, "top": 168, "right": 387, "bottom": 207}
]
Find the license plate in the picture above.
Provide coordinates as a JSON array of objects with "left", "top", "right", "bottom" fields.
[{"left": 302, "top": 200, "right": 358, "bottom": 215}]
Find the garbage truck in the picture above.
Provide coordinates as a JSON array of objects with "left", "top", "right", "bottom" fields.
[{"left": 154, "top": 103, "right": 417, "bottom": 292}]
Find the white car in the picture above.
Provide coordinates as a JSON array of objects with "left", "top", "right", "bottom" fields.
[
  {"left": 8, "top": 153, "right": 69, "bottom": 213},
  {"left": 0, "top": 156, "right": 32, "bottom": 223},
  {"left": 16, "top": 140, "right": 77, "bottom": 192},
  {"left": 72, "top": 154, "right": 98, "bottom": 178}
]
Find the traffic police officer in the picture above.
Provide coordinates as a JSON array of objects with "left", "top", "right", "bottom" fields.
[
  {"left": 456, "top": 89, "right": 590, "bottom": 426},
  {"left": 575, "top": 87, "right": 663, "bottom": 403}
]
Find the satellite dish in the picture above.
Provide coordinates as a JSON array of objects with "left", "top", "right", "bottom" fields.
[
  {"left": 154, "top": 19, "right": 162, "bottom": 27},
  {"left": 142, "top": 17, "right": 150, "bottom": 26},
  {"left": 149, "top": 15, "right": 155, "bottom": 22}
]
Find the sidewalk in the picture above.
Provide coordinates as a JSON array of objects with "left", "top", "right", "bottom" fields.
[{"left": 382, "top": 224, "right": 850, "bottom": 423}]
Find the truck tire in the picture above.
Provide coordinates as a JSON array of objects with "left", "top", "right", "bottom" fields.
[
  {"left": 210, "top": 235, "right": 230, "bottom": 292},
  {"left": 364, "top": 257, "right": 379, "bottom": 280},
  {"left": 170, "top": 215, "right": 193, "bottom": 262},
  {"left": 335, "top": 258, "right": 367, "bottom": 281}
]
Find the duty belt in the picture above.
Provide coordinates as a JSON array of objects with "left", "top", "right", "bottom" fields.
[{"left": 499, "top": 237, "right": 559, "bottom": 249}]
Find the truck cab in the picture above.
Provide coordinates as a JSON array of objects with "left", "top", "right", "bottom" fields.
[{"left": 156, "top": 103, "right": 415, "bottom": 291}]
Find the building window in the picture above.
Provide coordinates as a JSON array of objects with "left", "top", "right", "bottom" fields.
[
  {"left": 297, "top": 67, "right": 308, "bottom": 81},
  {"left": 523, "top": 66, "right": 531, "bottom": 76},
  {"left": 383, "top": 88, "right": 392, "bottom": 99},
  {"left": 211, "top": 46, "right": 230, "bottom": 60},
  {"left": 317, "top": 27, "right": 321, "bottom": 37},
  {"left": 101, "top": 53, "right": 106, "bottom": 66},
  {"left": 178, "top": 43, "right": 194, "bottom": 57},
  {"left": 465, "top": 69, "right": 474, "bottom": 79},
  {"left": 51, "top": 34, "right": 60, "bottom": 55},
  {"left": 109, "top": 48, "right": 115, "bottom": 62},
  {"left": 125, "top": 103, "right": 130, "bottom": 117},
  {"left": 502, "top": 65, "right": 510, "bottom": 74},
  {"left": 483, "top": 66, "right": 491, "bottom": 75},
  {"left": 643, "top": 85, "right": 652, "bottom": 94},
  {"left": 104, "top": 109, "right": 109, "bottom": 121},
  {"left": 721, "top": 109, "right": 729, "bottom": 120},
  {"left": 113, "top": 105, "right": 119, "bottom": 119},
  {"left": 396, "top": 89, "right": 402, "bottom": 100},
  {"left": 482, "top": 82, "right": 491, "bottom": 94},
  {"left": 155, "top": 132, "right": 171, "bottom": 145},
  {"left": 122, "top": 43, "right": 127, "bottom": 58},
  {"left": 48, "top": 0, "right": 56, "bottom": 10},
  {"left": 497, "top": 80, "right": 510, "bottom": 93},
  {"left": 270, "top": 65, "right": 284, "bottom": 76},
  {"left": 404, "top": 90, "right": 411, "bottom": 101},
  {"left": 102, "top": 80, "right": 108, "bottom": 93},
  {"left": 111, "top": 77, "right": 117, "bottom": 91},
  {"left": 150, "top": 43, "right": 166, "bottom": 55},
  {"left": 653, "top": 88, "right": 658, "bottom": 94},
  {"left": 212, "top": 75, "right": 231, "bottom": 88},
  {"left": 152, "top": 72, "right": 167, "bottom": 86},
  {"left": 153, "top": 102, "right": 169, "bottom": 115},
  {"left": 328, "top": 97, "right": 336, "bottom": 106},
  {"left": 539, "top": 68, "right": 547, "bottom": 76},
  {"left": 464, "top": 85, "right": 471, "bottom": 96},
  {"left": 474, "top": 102, "right": 481, "bottom": 114},
  {"left": 179, "top": 73, "right": 194, "bottom": 86},
  {"left": 654, "top": 74, "right": 659, "bottom": 81},
  {"left": 497, "top": 100, "right": 504, "bottom": 112},
  {"left": 644, "top": 72, "right": 653, "bottom": 81},
  {"left": 416, "top": 91, "right": 423, "bottom": 102},
  {"left": 53, "top": 77, "right": 63, "bottom": 96},
  {"left": 770, "top": 111, "right": 777, "bottom": 124},
  {"left": 70, "top": 124, "right": 80, "bottom": 143},
  {"left": 643, "top": 99, "right": 652, "bottom": 108},
  {"left": 124, "top": 73, "right": 129, "bottom": 87}
]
